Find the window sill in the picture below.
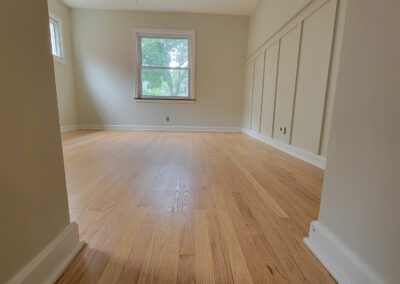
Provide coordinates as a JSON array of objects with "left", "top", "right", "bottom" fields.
[
  {"left": 53, "top": 55, "right": 66, "bottom": 64},
  {"left": 134, "top": 98, "right": 196, "bottom": 104}
]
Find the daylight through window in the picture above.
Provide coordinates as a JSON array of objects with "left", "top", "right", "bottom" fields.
[
  {"left": 49, "top": 16, "right": 63, "bottom": 59},
  {"left": 136, "top": 30, "right": 195, "bottom": 100}
]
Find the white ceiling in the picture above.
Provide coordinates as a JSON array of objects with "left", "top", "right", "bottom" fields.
[{"left": 62, "top": 0, "right": 259, "bottom": 16}]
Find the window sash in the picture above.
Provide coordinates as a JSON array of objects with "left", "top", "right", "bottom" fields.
[
  {"left": 139, "top": 67, "right": 191, "bottom": 99},
  {"left": 136, "top": 30, "right": 195, "bottom": 100},
  {"left": 140, "top": 66, "right": 190, "bottom": 71},
  {"left": 49, "top": 16, "right": 63, "bottom": 59},
  {"left": 138, "top": 36, "right": 191, "bottom": 69}
]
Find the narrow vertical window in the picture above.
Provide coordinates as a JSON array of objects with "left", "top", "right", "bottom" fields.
[{"left": 49, "top": 16, "right": 63, "bottom": 59}]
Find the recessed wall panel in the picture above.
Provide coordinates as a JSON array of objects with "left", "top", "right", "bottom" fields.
[
  {"left": 260, "top": 42, "right": 279, "bottom": 137},
  {"left": 251, "top": 52, "right": 266, "bottom": 133},
  {"left": 291, "top": 0, "right": 337, "bottom": 154},
  {"left": 243, "top": 61, "right": 255, "bottom": 130},
  {"left": 273, "top": 26, "right": 301, "bottom": 143}
]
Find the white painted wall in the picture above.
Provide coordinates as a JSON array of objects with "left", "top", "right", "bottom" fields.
[
  {"left": 48, "top": 0, "right": 78, "bottom": 129},
  {"left": 244, "top": 0, "right": 346, "bottom": 160},
  {"left": 318, "top": 0, "right": 400, "bottom": 282},
  {"left": 71, "top": 9, "right": 249, "bottom": 128},
  {"left": 0, "top": 0, "right": 71, "bottom": 282}
]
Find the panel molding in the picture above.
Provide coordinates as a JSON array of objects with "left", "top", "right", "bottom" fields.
[
  {"left": 242, "top": 129, "right": 326, "bottom": 169},
  {"left": 243, "top": 0, "right": 339, "bottom": 160},
  {"left": 290, "top": 0, "right": 338, "bottom": 154},
  {"left": 6, "top": 223, "right": 85, "bottom": 284},
  {"left": 246, "top": 0, "right": 334, "bottom": 62},
  {"left": 272, "top": 25, "right": 301, "bottom": 144},
  {"left": 304, "top": 221, "right": 387, "bottom": 284}
]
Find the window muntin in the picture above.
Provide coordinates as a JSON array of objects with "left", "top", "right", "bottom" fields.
[
  {"left": 49, "top": 16, "right": 63, "bottom": 59},
  {"left": 136, "top": 30, "right": 195, "bottom": 100}
]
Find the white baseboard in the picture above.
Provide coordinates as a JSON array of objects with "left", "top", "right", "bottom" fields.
[
  {"left": 242, "top": 129, "right": 326, "bottom": 169},
  {"left": 60, "top": 125, "right": 79, "bottom": 133},
  {"left": 304, "top": 221, "right": 386, "bottom": 284},
  {"left": 78, "top": 124, "right": 242, "bottom": 133},
  {"left": 6, "top": 222, "right": 85, "bottom": 284}
]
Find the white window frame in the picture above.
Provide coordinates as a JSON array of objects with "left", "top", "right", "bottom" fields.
[
  {"left": 134, "top": 28, "right": 196, "bottom": 102},
  {"left": 49, "top": 14, "right": 65, "bottom": 63}
]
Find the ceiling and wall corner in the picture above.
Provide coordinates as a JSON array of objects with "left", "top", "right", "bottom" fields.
[{"left": 62, "top": 0, "right": 259, "bottom": 15}]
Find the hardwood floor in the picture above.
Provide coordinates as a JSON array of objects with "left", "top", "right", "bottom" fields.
[{"left": 58, "top": 130, "right": 335, "bottom": 283}]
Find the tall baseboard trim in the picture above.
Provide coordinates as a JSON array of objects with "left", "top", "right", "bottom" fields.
[
  {"left": 6, "top": 222, "right": 85, "bottom": 284},
  {"left": 242, "top": 129, "right": 326, "bottom": 169},
  {"left": 79, "top": 124, "right": 242, "bottom": 133},
  {"left": 304, "top": 221, "right": 386, "bottom": 284},
  {"left": 60, "top": 125, "right": 79, "bottom": 133}
]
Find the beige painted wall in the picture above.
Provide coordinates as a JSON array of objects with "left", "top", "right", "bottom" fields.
[
  {"left": 247, "top": 0, "right": 311, "bottom": 56},
  {"left": 0, "top": 0, "right": 71, "bottom": 282},
  {"left": 319, "top": 0, "right": 400, "bottom": 282},
  {"left": 71, "top": 9, "right": 249, "bottom": 128},
  {"left": 48, "top": 0, "right": 78, "bottom": 128}
]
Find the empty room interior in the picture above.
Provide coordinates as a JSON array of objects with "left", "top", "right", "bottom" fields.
[{"left": 1, "top": 0, "right": 399, "bottom": 283}]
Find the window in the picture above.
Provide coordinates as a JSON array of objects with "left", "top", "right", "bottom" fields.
[
  {"left": 49, "top": 16, "right": 63, "bottom": 60},
  {"left": 136, "top": 29, "right": 195, "bottom": 101}
]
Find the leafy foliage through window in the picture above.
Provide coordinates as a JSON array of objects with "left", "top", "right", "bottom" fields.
[{"left": 137, "top": 30, "right": 194, "bottom": 100}]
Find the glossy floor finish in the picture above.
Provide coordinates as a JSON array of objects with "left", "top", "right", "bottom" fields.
[{"left": 58, "top": 130, "right": 335, "bottom": 283}]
